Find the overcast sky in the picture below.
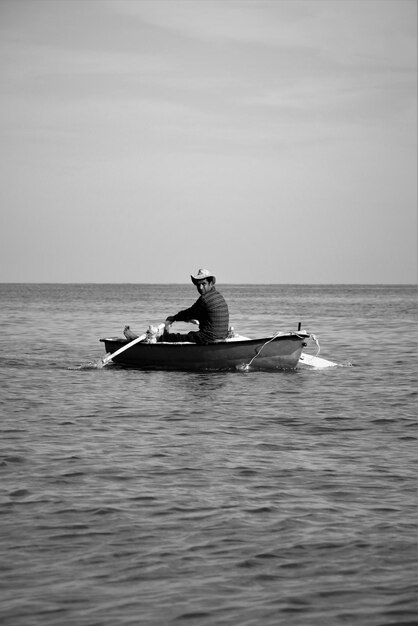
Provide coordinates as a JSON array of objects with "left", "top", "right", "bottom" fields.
[{"left": 0, "top": 0, "right": 416, "bottom": 284}]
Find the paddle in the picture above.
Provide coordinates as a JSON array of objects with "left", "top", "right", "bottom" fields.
[
  {"left": 298, "top": 333, "right": 338, "bottom": 368},
  {"left": 99, "top": 323, "right": 166, "bottom": 367},
  {"left": 299, "top": 353, "right": 338, "bottom": 368}
]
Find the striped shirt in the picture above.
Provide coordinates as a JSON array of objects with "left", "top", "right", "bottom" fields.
[{"left": 172, "top": 288, "right": 229, "bottom": 343}]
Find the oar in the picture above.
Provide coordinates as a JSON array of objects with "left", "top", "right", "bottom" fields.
[
  {"left": 297, "top": 331, "right": 338, "bottom": 368},
  {"left": 298, "top": 353, "right": 338, "bottom": 368},
  {"left": 99, "top": 323, "right": 166, "bottom": 367}
]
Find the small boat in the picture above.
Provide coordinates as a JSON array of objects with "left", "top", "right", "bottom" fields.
[{"left": 99, "top": 330, "right": 311, "bottom": 371}]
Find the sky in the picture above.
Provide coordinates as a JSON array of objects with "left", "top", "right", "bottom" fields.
[{"left": 0, "top": 0, "right": 416, "bottom": 284}]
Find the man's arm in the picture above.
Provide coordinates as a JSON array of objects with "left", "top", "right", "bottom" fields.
[{"left": 166, "top": 299, "right": 202, "bottom": 324}]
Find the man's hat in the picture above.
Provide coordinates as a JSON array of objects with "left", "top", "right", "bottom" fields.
[{"left": 191, "top": 268, "right": 216, "bottom": 285}]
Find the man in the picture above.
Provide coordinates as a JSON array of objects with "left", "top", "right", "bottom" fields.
[{"left": 163, "top": 268, "right": 229, "bottom": 344}]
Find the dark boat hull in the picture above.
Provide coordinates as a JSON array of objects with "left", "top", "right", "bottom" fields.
[{"left": 99, "top": 333, "right": 309, "bottom": 371}]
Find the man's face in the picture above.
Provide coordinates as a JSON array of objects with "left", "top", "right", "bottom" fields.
[{"left": 195, "top": 279, "right": 213, "bottom": 296}]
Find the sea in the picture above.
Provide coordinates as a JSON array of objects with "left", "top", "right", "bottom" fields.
[{"left": 0, "top": 283, "right": 417, "bottom": 626}]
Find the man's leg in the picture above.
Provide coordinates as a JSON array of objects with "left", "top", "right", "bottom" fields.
[{"left": 161, "top": 331, "right": 200, "bottom": 343}]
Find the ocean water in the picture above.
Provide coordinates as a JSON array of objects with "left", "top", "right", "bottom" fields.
[{"left": 0, "top": 283, "right": 417, "bottom": 626}]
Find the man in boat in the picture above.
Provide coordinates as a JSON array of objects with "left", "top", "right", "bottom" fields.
[
  {"left": 163, "top": 269, "right": 229, "bottom": 344},
  {"left": 125, "top": 269, "right": 229, "bottom": 345}
]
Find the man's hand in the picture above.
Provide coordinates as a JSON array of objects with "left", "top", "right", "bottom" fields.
[{"left": 165, "top": 316, "right": 175, "bottom": 324}]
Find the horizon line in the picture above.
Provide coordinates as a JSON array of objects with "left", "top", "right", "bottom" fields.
[{"left": 0, "top": 281, "right": 417, "bottom": 287}]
